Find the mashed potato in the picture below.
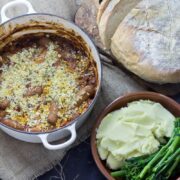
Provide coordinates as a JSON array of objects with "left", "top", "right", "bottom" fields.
[{"left": 96, "top": 100, "right": 175, "bottom": 170}]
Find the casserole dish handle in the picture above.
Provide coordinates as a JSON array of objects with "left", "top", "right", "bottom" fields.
[
  {"left": 38, "top": 123, "right": 77, "bottom": 150},
  {"left": 1, "top": 0, "right": 36, "bottom": 23}
]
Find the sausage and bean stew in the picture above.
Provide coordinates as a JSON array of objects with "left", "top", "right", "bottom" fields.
[{"left": 0, "top": 33, "right": 97, "bottom": 132}]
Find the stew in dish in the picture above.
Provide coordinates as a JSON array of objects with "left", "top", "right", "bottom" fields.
[{"left": 0, "top": 33, "right": 97, "bottom": 132}]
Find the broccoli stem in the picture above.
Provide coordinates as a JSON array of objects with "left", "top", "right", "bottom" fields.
[
  {"left": 111, "top": 170, "right": 126, "bottom": 177},
  {"left": 139, "top": 118, "right": 180, "bottom": 179},
  {"left": 127, "top": 154, "right": 153, "bottom": 162},
  {"left": 165, "top": 155, "right": 180, "bottom": 179},
  {"left": 155, "top": 148, "right": 180, "bottom": 177},
  {"left": 148, "top": 174, "right": 156, "bottom": 180},
  {"left": 138, "top": 134, "right": 174, "bottom": 179},
  {"left": 153, "top": 135, "right": 180, "bottom": 173}
]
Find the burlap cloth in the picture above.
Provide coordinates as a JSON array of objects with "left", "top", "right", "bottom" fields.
[{"left": 0, "top": 1, "right": 144, "bottom": 180}]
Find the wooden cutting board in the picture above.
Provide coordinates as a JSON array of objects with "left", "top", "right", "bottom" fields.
[{"left": 75, "top": 0, "right": 180, "bottom": 96}]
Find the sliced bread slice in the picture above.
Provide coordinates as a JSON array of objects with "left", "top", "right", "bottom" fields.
[
  {"left": 98, "top": 0, "right": 141, "bottom": 49},
  {"left": 97, "top": 0, "right": 111, "bottom": 24}
]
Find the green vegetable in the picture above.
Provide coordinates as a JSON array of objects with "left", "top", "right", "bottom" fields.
[
  {"left": 164, "top": 155, "right": 180, "bottom": 179},
  {"left": 111, "top": 117, "right": 180, "bottom": 180},
  {"left": 111, "top": 153, "right": 156, "bottom": 179}
]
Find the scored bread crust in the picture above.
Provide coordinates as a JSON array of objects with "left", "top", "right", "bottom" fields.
[
  {"left": 96, "top": 0, "right": 111, "bottom": 24},
  {"left": 98, "top": 0, "right": 141, "bottom": 50},
  {"left": 111, "top": 0, "right": 180, "bottom": 84}
]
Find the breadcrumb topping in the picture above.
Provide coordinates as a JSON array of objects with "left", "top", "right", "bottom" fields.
[{"left": 0, "top": 35, "right": 96, "bottom": 131}]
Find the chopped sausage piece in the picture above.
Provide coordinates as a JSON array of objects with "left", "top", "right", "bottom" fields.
[
  {"left": 39, "top": 37, "right": 50, "bottom": 47},
  {"left": 0, "top": 99, "right": 10, "bottom": 110},
  {"left": 24, "top": 86, "right": 43, "bottom": 97},
  {"left": 75, "top": 85, "right": 95, "bottom": 106},
  {"left": 0, "top": 119, "right": 24, "bottom": 130},
  {"left": 88, "top": 76, "right": 96, "bottom": 85},
  {"left": 71, "top": 113, "right": 79, "bottom": 121},
  {"left": 79, "top": 85, "right": 95, "bottom": 97},
  {"left": 0, "top": 111, "right": 6, "bottom": 118},
  {"left": 0, "top": 56, "right": 3, "bottom": 65},
  {"left": 78, "top": 79, "right": 87, "bottom": 86},
  {"left": 26, "top": 126, "right": 42, "bottom": 132},
  {"left": 48, "top": 101, "right": 58, "bottom": 125},
  {"left": 34, "top": 49, "right": 47, "bottom": 64}
]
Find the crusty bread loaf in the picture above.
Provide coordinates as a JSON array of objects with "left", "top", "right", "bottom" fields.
[
  {"left": 96, "top": 0, "right": 110, "bottom": 24},
  {"left": 111, "top": 0, "right": 180, "bottom": 84},
  {"left": 98, "top": 0, "right": 141, "bottom": 49}
]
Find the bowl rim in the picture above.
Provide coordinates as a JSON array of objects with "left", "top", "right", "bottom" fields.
[{"left": 90, "top": 91, "right": 180, "bottom": 180}]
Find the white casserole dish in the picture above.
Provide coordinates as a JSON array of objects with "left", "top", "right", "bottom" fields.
[{"left": 0, "top": 0, "right": 101, "bottom": 150}]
